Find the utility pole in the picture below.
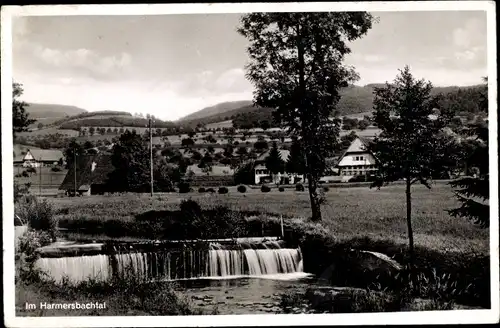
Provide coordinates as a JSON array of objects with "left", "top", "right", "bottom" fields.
[
  {"left": 150, "top": 117, "right": 154, "bottom": 197},
  {"left": 39, "top": 156, "right": 42, "bottom": 196},
  {"left": 74, "top": 148, "right": 77, "bottom": 197}
]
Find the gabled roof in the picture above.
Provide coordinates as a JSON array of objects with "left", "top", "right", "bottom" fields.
[
  {"left": 26, "top": 149, "right": 64, "bottom": 162},
  {"left": 336, "top": 135, "right": 376, "bottom": 167},
  {"left": 255, "top": 149, "right": 291, "bottom": 162},
  {"left": 59, "top": 154, "right": 114, "bottom": 190}
]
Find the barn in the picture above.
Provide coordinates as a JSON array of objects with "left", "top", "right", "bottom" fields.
[{"left": 59, "top": 154, "right": 115, "bottom": 196}]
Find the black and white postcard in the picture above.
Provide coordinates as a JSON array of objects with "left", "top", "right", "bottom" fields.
[{"left": 2, "top": 2, "right": 498, "bottom": 327}]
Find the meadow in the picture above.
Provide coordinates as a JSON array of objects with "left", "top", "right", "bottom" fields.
[{"left": 47, "top": 182, "right": 489, "bottom": 254}]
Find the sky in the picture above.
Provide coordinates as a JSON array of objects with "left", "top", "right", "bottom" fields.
[{"left": 12, "top": 10, "right": 488, "bottom": 121}]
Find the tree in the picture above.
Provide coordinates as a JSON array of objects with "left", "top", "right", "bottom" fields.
[
  {"left": 236, "top": 146, "right": 248, "bottom": 157},
  {"left": 265, "top": 142, "right": 285, "bottom": 184},
  {"left": 254, "top": 140, "right": 269, "bottom": 151},
  {"left": 13, "top": 82, "right": 36, "bottom": 137},
  {"left": 37, "top": 122, "right": 44, "bottom": 130},
  {"left": 369, "top": 66, "right": 455, "bottom": 267},
  {"left": 181, "top": 138, "right": 195, "bottom": 147},
  {"left": 358, "top": 119, "right": 370, "bottom": 130},
  {"left": 238, "top": 12, "right": 374, "bottom": 221},
  {"left": 449, "top": 77, "right": 489, "bottom": 228},
  {"left": 260, "top": 120, "right": 271, "bottom": 131},
  {"left": 108, "top": 131, "right": 150, "bottom": 192},
  {"left": 63, "top": 139, "right": 83, "bottom": 169},
  {"left": 89, "top": 127, "right": 95, "bottom": 136},
  {"left": 286, "top": 138, "right": 306, "bottom": 175}
]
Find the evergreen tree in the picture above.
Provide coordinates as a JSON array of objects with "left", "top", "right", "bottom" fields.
[
  {"left": 369, "top": 66, "right": 455, "bottom": 267},
  {"left": 449, "top": 77, "right": 489, "bottom": 228},
  {"left": 265, "top": 142, "right": 285, "bottom": 184}
]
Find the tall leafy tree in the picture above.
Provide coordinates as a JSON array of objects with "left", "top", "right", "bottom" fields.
[
  {"left": 286, "top": 138, "right": 306, "bottom": 176},
  {"left": 265, "top": 142, "right": 285, "bottom": 184},
  {"left": 63, "top": 139, "right": 84, "bottom": 169},
  {"left": 109, "top": 131, "right": 151, "bottom": 192},
  {"left": 449, "top": 77, "right": 489, "bottom": 228},
  {"left": 369, "top": 66, "right": 455, "bottom": 267},
  {"left": 238, "top": 12, "right": 374, "bottom": 220},
  {"left": 13, "top": 82, "right": 35, "bottom": 137}
]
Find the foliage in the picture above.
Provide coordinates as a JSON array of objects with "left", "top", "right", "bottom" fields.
[
  {"left": 261, "top": 185, "right": 271, "bottom": 193},
  {"left": 279, "top": 187, "right": 285, "bottom": 192},
  {"left": 237, "top": 185, "right": 247, "bottom": 193},
  {"left": 322, "top": 186, "right": 330, "bottom": 192},
  {"left": 265, "top": 142, "right": 285, "bottom": 182},
  {"left": 218, "top": 187, "right": 229, "bottom": 194},
  {"left": 14, "top": 182, "right": 31, "bottom": 203},
  {"left": 234, "top": 160, "right": 256, "bottom": 185},
  {"left": 238, "top": 12, "right": 374, "bottom": 221},
  {"left": 286, "top": 138, "right": 306, "bottom": 175},
  {"left": 178, "top": 181, "right": 191, "bottom": 193},
  {"left": 13, "top": 82, "right": 36, "bottom": 137},
  {"left": 296, "top": 183, "right": 305, "bottom": 192},
  {"left": 198, "top": 187, "right": 206, "bottom": 193},
  {"left": 16, "top": 229, "right": 53, "bottom": 284},
  {"left": 63, "top": 139, "right": 84, "bottom": 169},
  {"left": 15, "top": 196, "right": 57, "bottom": 240},
  {"left": 449, "top": 120, "right": 489, "bottom": 228},
  {"left": 369, "top": 66, "right": 455, "bottom": 266}
]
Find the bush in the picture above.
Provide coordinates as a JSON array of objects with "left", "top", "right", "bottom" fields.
[
  {"left": 206, "top": 188, "right": 216, "bottom": 193},
  {"left": 26, "top": 167, "right": 37, "bottom": 174},
  {"left": 322, "top": 186, "right": 330, "bottom": 192},
  {"left": 16, "top": 196, "right": 57, "bottom": 239},
  {"left": 21, "top": 171, "right": 29, "bottom": 177},
  {"left": 279, "top": 187, "right": 285, "bottom": 192},
  {"left": 178, "top": 181, "right": 191, "bottom": 193},
  {"left": 218, "top": 187, "right": 229, "bottom": 194},
  {"left": 261, "top": 185, "right": 271, "bottom": 193},
  {"left": 51, "top": 167, "right": 62, "bottom": 172},
  {"left": 198, "top": 187, "right": 206, "bottom": 193},
  {"left": 237, "top": 185, "right": 247, "bottom": 193},
  {"left": 296, "top": 183, "right": 305, "bottom": 191}
]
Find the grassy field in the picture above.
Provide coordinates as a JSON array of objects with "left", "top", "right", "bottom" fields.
[{"left": 46, "top": 183, "right": 489, "bottom": 254}]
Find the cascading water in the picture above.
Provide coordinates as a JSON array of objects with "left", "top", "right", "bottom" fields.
[{"left": 35, "top": 240, "right": 305, "bottom": 283}]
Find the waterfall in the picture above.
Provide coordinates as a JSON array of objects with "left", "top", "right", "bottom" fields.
[{"left": 35, "top": 242, "right": 305, "bottom": 283}]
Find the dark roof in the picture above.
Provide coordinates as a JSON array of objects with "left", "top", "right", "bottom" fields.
[{"left": 59, "top": 154, "right": 114, "bottom": 190}]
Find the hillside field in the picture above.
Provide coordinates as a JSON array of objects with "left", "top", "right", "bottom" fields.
[{"left": 47, "top": 182, "right": 488, "bottom": 254}]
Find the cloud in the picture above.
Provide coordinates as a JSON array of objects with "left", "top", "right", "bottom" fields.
[
  {"left": 452, "top": 18, "right": 486, "bottom": 49},
  {"left": 32, "top": 45, "right": 132, "bottom": 78}
]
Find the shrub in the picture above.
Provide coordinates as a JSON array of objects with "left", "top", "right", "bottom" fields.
[
  {"left": 296, "top": 183, "right": 305, "bottom": 191},
  {"left": 261, "top": 185, "right": 271, "bottom": 193},
  {"left": 16, "top": 196, "right": 57, "bottom": 239},
  {"left": 322, "top": 186, "right": 330, "bottom": 192},
  {"left": 279, "top": 187, "right": 285, "bottom": 192},
  {"left": 51, "top": 167, "right": 62, "bottom": 172},
  {"left": 206, "top": 188, "right": 216, "bottom": 193},
  {"left": 198, "top": 187, "right": 206, "bottom": 193},
  {"left": 26, "top": 167, "right": 37, "bottom": 174},
  {"left": 218, "top": 187, "right": 229, "bottom": 194},
  {"left": 21, "top": 171, "right": 29, "bottom": 177},
  {"left": 178, "top": 181, "right": 191, "bottom": 193},
  {"left": 237, "top": 185, "right": 247, "bottom": 193}
]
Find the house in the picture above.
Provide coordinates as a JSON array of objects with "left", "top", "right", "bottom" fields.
[
  {"left": 22, "top": 149, "right": 64, "bottom": 167},
  {"left": 253, "top": 149, "right": 304, "bottom": 185},
  {"left": 59, "top": 154, "right": 115, "bottom": 195},
  {"left": 336, "top": 136, "right": 377, "bottom": 182}
]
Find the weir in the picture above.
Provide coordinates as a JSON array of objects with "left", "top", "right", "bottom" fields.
[{"left": 35, "top": 240, "right": 305, "bottom": 283}]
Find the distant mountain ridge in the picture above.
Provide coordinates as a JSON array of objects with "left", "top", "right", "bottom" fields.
[
  {"left": 26, "top": 103, "right": 88, "bottom": 118},
  {"left": 178, "top": 84, "right": 484, "bottom": 125}
]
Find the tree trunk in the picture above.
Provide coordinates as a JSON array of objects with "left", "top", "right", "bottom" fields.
[
  {"left": 405, "top": 178, "right": 415, "bottom": 269},
  {"left": 308, "top": 176, "right": 322, "bottom": 221}
]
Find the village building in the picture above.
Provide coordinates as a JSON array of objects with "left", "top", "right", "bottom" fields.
[
  {"left": 18, "top": 149, "right": 65, "bottom": 168},
  {"left": 253, "top": 149, "right": 305, "bottom": 185},
  {"left": 59, "top": 154, "right": 115, "bottom": 196},
  {"left": 186, "top": 164, "right": 235, "bottom": 187},
  {"left": 336, "top": 136, "right": 378, "bottom": 182}
]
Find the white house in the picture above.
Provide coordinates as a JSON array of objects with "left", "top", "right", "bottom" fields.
[
  {"left": 337, "top": 136, "right": 377, "bottom": 182},
  {"left": 22, "top": 149, "right": 65, "bottom": 168}
]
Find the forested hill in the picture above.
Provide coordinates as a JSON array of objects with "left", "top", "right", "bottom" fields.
[{"left": 178, "top": 84, "right": 485, "bottom": 128}]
